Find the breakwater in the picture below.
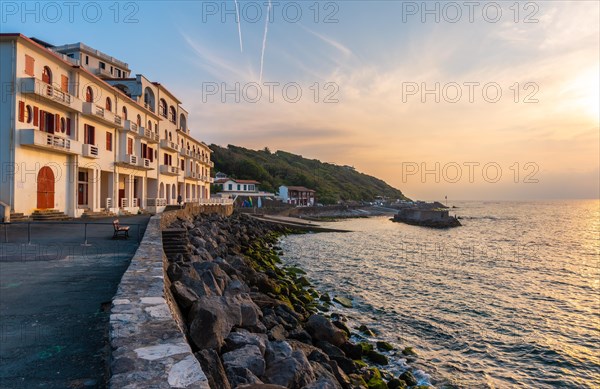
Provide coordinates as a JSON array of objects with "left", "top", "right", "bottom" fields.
[{"left": 166, "top": 212, "right": 425, "bottom": 389}]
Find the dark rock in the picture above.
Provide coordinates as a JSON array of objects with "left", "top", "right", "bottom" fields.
[
  {"left": 305, "top": 364, "right": 342, "bottom": 389},
  {"left": 387, "top": 378, "right": 406, "bottom": 389},
  {"left": 348, "top": 374, "right": 368, "bottom": 389},
  {"left": 365, "top": 350, "right": 389, "bottom": 365},
  {"left": 263, "top": 349, "right": 315, "bottom": 389},
  {"left": 195, "top": 349, "right": 231, "bottom": 389},
  {"left": 236, "top": 385, "right": 288, "bottom": 389},
  {"left": 332, "top": 321, "right": 351, "bottom": 337},
  {"left": 170, "top": 281, "right": 199, "bottom": 310},
  {"left": 188, "top": 296, "right": 243, "bottom": 350},
  {"left": 307, "top": 350, "right": 331, "bottom": 365},
  {"left": 268, "top": 324, "right": 289, "bottom": 341},
  {"left": 358, "top": 325, "right": 376, "bottom": 337},
  {"left": 225, "top": 330, "right": 268, "bottom": 355},
  {"left": 265, "top": 340, "right": 293, "bottom": 365},
  {"left": 399, "top": 371, "right": 417, "bottom": 387},
  {"left": 305, "top": 315, "right": 348, "bottom": 347},
  {"left": 376, "top": 341, "right": 394, "bottom": 351},
  {"left": 340, "top": 342, "right": 362, "bottom": 360},
  {"left": 316, "top": 341, "right": 345, "bottom": 359},
  {"left": 223, "top": 344, "right": 266, "bottom": 377},
  {"left": 328, "top": 360, "right": 352, "bottom": 389},
  {"left": 401, "top": 347, "right": 417, "bottom": 357},
  {"left": 288, "top": 328, "right": 313, "bottom": 344},
  {"left": 332, "top": 296, "right": 353, "bottom": 308},
  {"left": 226, "top": 366, "right": 263, "bottom": 388},
  {"left": 329, "top": 355, "right": 357, "bottom": 375}
]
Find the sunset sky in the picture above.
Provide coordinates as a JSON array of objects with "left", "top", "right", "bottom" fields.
[{"left": 4, "top": 1, "right": 599, "bottom": 200}]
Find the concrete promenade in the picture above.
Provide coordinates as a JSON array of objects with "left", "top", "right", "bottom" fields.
[{"left": 0, "top": 215, "right": 150, "bottom": 389}]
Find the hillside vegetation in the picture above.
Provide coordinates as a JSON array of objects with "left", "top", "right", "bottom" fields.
[{"left": 210, "top": 144, "right": 410, "bottom": 204}]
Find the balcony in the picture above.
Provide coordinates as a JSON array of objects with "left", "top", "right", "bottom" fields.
[
  {"left": 121, "top": 120, "right": 139, "bottom": 136},
  {"left": 20, "top": 78, "right": 80, "bottom": 111},
  {"left": 138, "top": 158, "right": 154, "bottom": 170},
  {"left": 139, "top": 126, "right": 159, "bottom": 143},
  {"left": 160, "top": 165, "right": 179, "bottom": 176},
  {"left": 185, "top": 171, "right": 198, "bottom": 179},
  {"left": 118, "top": 154, "right": 138, "bottom": 166},
  {"left": 82, "top": 144, "right": 99, "bottom": 158},
  {"left": 160, "top": 139, "right": 179, "bottom": 152},
  {"left": 20, "top": 129, "right": 80, "bottom": 155},
  {"left": 147, "top": 198, "right": 167, "bottom": 207},
  {"left": 82, "top": 102, "right": 124, "bottom": 128},
  {"left": 94, "top": 67, "right": 112, "bottom": 78}
]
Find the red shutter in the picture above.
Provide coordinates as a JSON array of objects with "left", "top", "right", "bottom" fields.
[
  {"left": 66, "top": 118, "right": 71, "bottom": 136},
  {"left": 55, "top": 114, "right": 60, "bottom": 133},
  {"left": 33, "top": 106, "right": 39, "bottom": 126},
  {"left": 148, "top": 147, "right": 154, "bottom": 162},
  {"left": 61, "top": 75, "right": 68, "bottom": 92},
  {"left": 39, "top": 111, "right": 46, "bottom": 132},
  {"left": 25, "top": 55, "right": 34, "bottom": 76},
  {"left": 18, "top": 101, "right": 25, "bottom": 122}
]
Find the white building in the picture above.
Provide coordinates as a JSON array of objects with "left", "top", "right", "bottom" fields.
[
  {"left": 279, "top": 186, "right": 316, "bottom": 206},
  {"left": 0, "top": 33, "right": 215, "bottom": 219},
  {"left": 216, "top": 178, "right": 260, "bottom": 193}
]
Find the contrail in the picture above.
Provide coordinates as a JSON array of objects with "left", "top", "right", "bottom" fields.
[
  {"left": 234, "top": 0, "right": 243, "bottom": 53},
  {"left": 259, "top": 0, "right": 272, "bottom": 83}
]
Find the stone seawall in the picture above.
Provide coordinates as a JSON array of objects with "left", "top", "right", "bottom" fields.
[{"left": 108, "top": 203, "right": 233, "bottom": 389}]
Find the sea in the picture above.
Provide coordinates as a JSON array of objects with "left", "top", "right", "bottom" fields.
[{"left": 278, "top": 200, "right": 599, "bottom": 388}]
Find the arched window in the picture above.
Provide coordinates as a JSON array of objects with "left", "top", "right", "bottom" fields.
[
  {"left": 148, "top": 120, "right": 153, "bottom": 131},
  {"left": 137, "top": 114, "right": 142, "bottom": 127},
  {"left": 164, "top": 130, "right": 168, "bottom": 140},
  {"left": 42, "top": 66, "right": 52, "bottom": 84},
  {"left": 144, "top": 87, "right": 155, "bottom": 112},
  {"left": 179, "top": 114, "right": 187, "bottom": 132},
  {"left": 159, "top": 99, "right": 167, "bottom": 117},
  {"left": 105, "top": 97, "right": 112, "bottom": 111},
  {"left": 169, "top": 106, "right": 176, "bottom": 123},
  {"left": 122, "top": 106, "right": 128, "bottom": 120},
  {"left": 168, "top": 132, "right": 172, "bottom": 141},
  {"left": 85, "top": 86, "right": 94, "bottom": 103},
  {"left": 187, "top": 142, "right": 190, "bottom": 150}
]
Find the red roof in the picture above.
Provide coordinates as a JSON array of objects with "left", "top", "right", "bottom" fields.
[{"left": 285, "top": 186, "right": 315, "bottom": 192}]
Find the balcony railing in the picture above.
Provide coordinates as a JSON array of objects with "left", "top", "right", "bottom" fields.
[
  {"left": 95, "top": 67, "right": 112, "bottom": 78},
  {"left": 147, "top": 198, "right": 167, "bottom": 207},
  {"left": 122, "top": 120, "right": 138, "bottom": 135},
  {"left": 19, "top": 129, "right": 80, "bottom": 155},
  {"left": 20, "top": 78, "right": 80, "bottom": 111},
  {"left": 82, "top": 144, "right": 99, "bottom": 158},
  {"left": 139, "top": 127, "right": 159, "bottom": 143},
  {"left": 82, "top": 102, "right": 124, "bottom": 128},
  {"left": 160, "top": 139, "right": 179, "bottom": 152},
  {"left": 119, "top": 154, "right": 138, "bottom": 166},
  {"left": 160, "top": 165, "right": 179, "bottom": 176},
  {"left": 185, "top": 171, "right": 197, "bottom": 179},
  {"left": 139, "top": 158, "right": 152, "bottom": 168}
]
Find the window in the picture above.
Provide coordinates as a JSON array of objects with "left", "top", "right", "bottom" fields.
[
  {"left": 122, "top": 106, "right": 127, "bottom": 120},
  {"left": 60, "top": 117, "right": 66, "bottom": 133},
  {"left": 117, "top": 69, "right": 122, "bottom": 77},
  {"left": 85, "top": 86, "right": 94, "bottom": 103},
  {"left": 244, "top": 185, "right": 247, "bottom": 191},
  {"left": 127, "top": 138, "right": 133, "bottom": 155},
  {"left": 42, "top": 66, "right": 52, "bottom": 84},
  {"left": 148, "top": 147, "right": 154, "bottom": 162},
  {"left": 105, "top": 97, "right": 112, "bottom": 111},
  {"left": 168, "top": 132, "right": 172, "bottom": 141},
  {"left": 137, "top": 114, "right": 142, "bottom": 127},
  {"left": 99, "top": 61, "right": 106, "bottom": 69},
  {"left": 164, "top": 153, "right": 172, "bottom": 166},
  {"left": 179, "top": 113, "right": 187, "bottom": 131},
  {"left": 61, "top": 75, "right": 69, "bottom": 92},
  {"left": 110, "top": 65, "right": 113, "bottom": 74},
  {"left": 24, "top": 55, "right": 35, "bottom": 76},
  {"left": 228, "top": 184, "right": 233, "bottom": 191},
  {"left": 25, "top": 105, "right": 32, "bottom": 123},
  {"left": 85, "top": 55, "right": 89, "bottom": 65},
  {"left": 237, "top": 184, "right": 241, "bottom": 190},
  {"left": 106, "top": 133, "right": 112, "bottom": 151},
  {"left": 84, "top": 124, "right": 95, "bottom": 145},
  {"left": 169, "top": 106, "right": 176, "bottom": 123},
  {"left": 159, "top": 99, "right": 167, "bottom": 117},
  {"left": 181, "top": 159, "right": 185, "bottom": 170},
  {"left": 144, "top": 87, "right": 155, "bottom": 111},
  {"left": 142, "top": 143, "right": 148, "bottom": 159}
]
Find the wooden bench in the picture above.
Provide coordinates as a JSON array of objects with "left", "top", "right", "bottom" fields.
[{"left": 113, "top": 219, "right": 130, "bottom": 239}]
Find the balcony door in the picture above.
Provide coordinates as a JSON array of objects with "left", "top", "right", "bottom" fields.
[
  {"left": 78, "top": 171, "right": 89, "bottom": 207},
  {"left": 37, "top": 167, "right": 55, "bottom": 209}
]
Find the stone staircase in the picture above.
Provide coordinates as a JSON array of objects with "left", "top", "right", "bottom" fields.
[
  {"left": 161, "top": 228, "right": 190, "bottom": 261},
  {"left": 30, "top": 209, "right": 71, "bottom": 221},
  {"left": 81, "top": 209, "right": 117, "bottom": 219},
  {"left": 9, "top": 212, "right": 30, "bottom": 222}
]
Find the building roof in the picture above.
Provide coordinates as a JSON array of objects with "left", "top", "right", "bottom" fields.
[
  {"left": 283, "top": 186, "right": 316, "bottom": 192},
  {"left": 215, "top": 178, "right": 260, "bottom": 185}
]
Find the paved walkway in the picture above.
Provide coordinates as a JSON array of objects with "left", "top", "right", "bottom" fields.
[{"left": 0, "top": 215, "right": 150, "bottom": 389}]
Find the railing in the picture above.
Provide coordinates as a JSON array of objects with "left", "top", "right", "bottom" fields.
[
  {"left": 159, "top": 165, "right": 179, "bottom": 175},
  {"left": 147, "top": 198, "right": 167, "bottom": 207},
  {"left": 21, "top": 78, "right": 73, "bottom": 106},
  {"left": 106, "top": 198, "right": 113, "bottom": 208},
  {"left": 120, "top": 154, "right": 138, "bottom": 165},
  {"left": 132, "top": 198, "right": 139, "bottom": 207},
  {"left": 185, "top": 171, "right": 197, "bottom": 179},
  {"left": 199, "top": 198, "right": 234, "bottom": 205},
  {"left": 140, "top": 127, "right": 159, "bottom": 142},
  {"left": 82, "top": 144, "right": 99, "bottom": 158},
  {"left": 160, "top": 139, "right": 179, "bottom": 152},
  {"left": 124, "top": 120, "right": 138, "bottom": 133},
  {"left": 140, "top": 158, "right": 151, "bottom": 168}
]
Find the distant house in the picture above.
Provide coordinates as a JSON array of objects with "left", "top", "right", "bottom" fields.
[
  {"left": 215, "top": 178, "right": 260, "bottom": 193},
  {"left": 279, "top": 186, "right": 316, "bottom": 206}
]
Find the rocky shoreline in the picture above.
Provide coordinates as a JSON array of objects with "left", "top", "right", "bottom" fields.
[{"left": 166, "top": 213, "right": 427, "bottom": 389}]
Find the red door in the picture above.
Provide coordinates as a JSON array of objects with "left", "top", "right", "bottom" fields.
[{"left": 37, "top": 167, "right": 55, "bottom": 209}]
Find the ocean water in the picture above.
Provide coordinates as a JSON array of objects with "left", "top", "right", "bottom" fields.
[{"left": 278, "top": 200, "right": 600, "bottom": 388}]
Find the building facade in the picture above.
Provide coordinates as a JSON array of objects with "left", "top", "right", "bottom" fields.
[
  {"left": 0, "top": 34, "right": 215, "bottom": 218},
  {"left": 278, "top": 186, "right": 316, "bottom": 206}
]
